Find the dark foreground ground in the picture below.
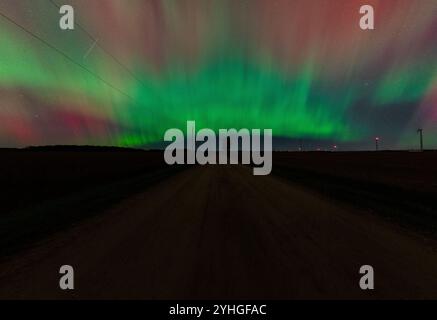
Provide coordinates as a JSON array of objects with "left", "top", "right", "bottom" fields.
[
  {"left": 1, "top": 149, "right": 437, "bottom": 299},
  {"left": 0, "top": 147, "right": 182, "bottom": 257}
]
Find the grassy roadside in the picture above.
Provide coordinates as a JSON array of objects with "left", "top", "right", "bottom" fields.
[
  {"left": 273, "top": 164, "right": 437, "bottom": 238},
  {"left": 0, "top": 153, "right": 188, "bottom": 259}
]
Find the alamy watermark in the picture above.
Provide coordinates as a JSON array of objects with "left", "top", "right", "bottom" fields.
[{"left": 164, "top": 121, "right": 272, "bottom": 176}]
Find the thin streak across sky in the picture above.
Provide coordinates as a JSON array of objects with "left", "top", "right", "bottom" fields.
[{"left": 0, "top": 9, "right": 136, "bottom": 101}]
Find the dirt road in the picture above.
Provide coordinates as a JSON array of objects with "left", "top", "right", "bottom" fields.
[{"left": 1, "top": 165, "right": 437, "bottom": 299}]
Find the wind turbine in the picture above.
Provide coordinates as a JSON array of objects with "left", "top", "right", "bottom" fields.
[{"left": 417, "top": 128, "right": 424, "bottom": 152}]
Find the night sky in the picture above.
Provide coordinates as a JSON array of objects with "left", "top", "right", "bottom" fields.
[{"left": 0, "top": 0, "right": 436, "bottom": 150}]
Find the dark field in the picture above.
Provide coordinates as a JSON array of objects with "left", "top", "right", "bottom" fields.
[
  {"left": 0, "top": 147, "right": 165, "bottom": 214},
  {"left": 274, "top": 151, "right": 437, "bottom": 193},
  {"left": 0, "top": 147, "right": 179, "bottom": 257},
  {"left": 273, "top": 151, "right": 437, "bottom": 237}
]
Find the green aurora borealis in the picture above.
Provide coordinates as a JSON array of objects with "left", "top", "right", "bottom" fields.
[{"left": 0, "top": 0, "right": 436, "bottom": 149}]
